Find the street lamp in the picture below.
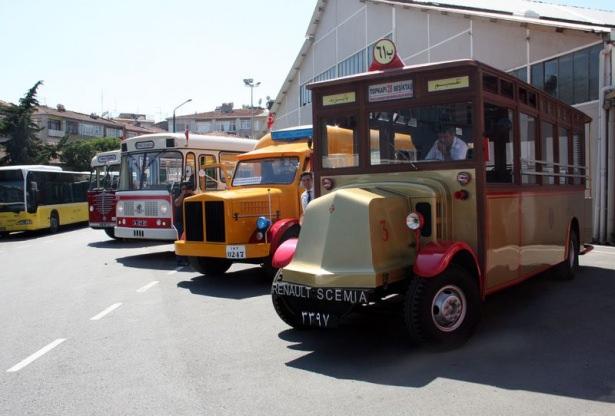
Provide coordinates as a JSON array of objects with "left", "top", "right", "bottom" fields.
[
  {"left": 172, "top": 98, "right": 192, "bottom": 133},
  {"left": 243, "top": 78, "right": 261, "bottom": 139}
]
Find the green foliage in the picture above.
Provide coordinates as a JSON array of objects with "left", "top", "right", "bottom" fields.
[
  {"left": 0, "top": 81, "right": 52, "bottom": 165},
  {"left": 56, "top": 136, "right": 121, "bottom": 171}
]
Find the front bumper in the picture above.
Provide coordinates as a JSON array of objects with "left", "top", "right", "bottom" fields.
[
  {"left": 89, "top": 222, "right": 116, "bottom": 229},
  {"left": 114, "top": 226, "right": 177, "bottom": 240},
  {"left": 175, "top": 240, "right": 271, "bottom": 259}
]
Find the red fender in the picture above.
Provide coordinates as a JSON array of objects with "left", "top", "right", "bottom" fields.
[
  {"left": 413, "top": 241, "right": 481, "bottom": 281},
  {"left": 268, "top": 218, "right": 300, "bottom": 256},
  {"left": 271, "top": 238, "right": 298, "bottom": 269}
]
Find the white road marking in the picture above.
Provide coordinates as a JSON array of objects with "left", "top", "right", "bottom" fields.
[
  {"left": 137, "top": 281, "right": 159, "bottom": 293},
  {"left": 16, "top": 245, "right": 32, "bottom": 250},
  {"left": 6, "top": 338, "right": 66, "bottom": 373},
  {"left": 167, "top": 267, "right": 182, "bottom": 275},
  {"left": 90, "top": 303, "right": 122, "bottom": 321}
]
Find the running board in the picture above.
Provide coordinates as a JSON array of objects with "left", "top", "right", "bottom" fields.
[{"left": 579, "top": 244, "right": 594, "bottom": 255}]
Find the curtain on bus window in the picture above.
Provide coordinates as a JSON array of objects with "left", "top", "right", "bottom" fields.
[
  {"left": 484, "top": 103, "right": 514, "bottom": 183},
  {"left": 541, "top": 122, "right": 555, "bottom": 185},
  {"left": 558, "top": 127, "right": 570, "bottom": 185},
  {"left": 519, "top": 113, "right": 537, "bottom": 185}
]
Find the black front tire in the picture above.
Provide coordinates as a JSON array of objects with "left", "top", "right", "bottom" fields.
[
  {"left": 188, "top": 257, "right": 232, "bottom": 275},
  {"left": 49, "top": 212, "right": 60, "bottom": 234},
  {"left": 104, "top": 228, "right": 118, "bottom": 239},
  {"left": 558, "top": 229, "right": 579, "bottom": 280},
  {"left": 404, "top": 265, "right": 481, "bottom": 347}
]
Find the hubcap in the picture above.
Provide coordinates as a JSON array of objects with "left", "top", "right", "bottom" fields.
[{"left": 431, "top": 285, "right": 466, "bottom": 332}]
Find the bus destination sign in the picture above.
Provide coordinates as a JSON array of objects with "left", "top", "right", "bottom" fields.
[{"left": 368, "top": 79, "right": 413, "bottom": 102}]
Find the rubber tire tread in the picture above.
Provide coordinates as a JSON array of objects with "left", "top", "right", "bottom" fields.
[
  {"left": 404, "top": 265, "right": 480, "bottom": 347},
  {"left": 188, "top": 257, "right": 232, "bottom": 275}
]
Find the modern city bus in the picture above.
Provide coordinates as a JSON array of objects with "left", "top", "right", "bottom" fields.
[
  {"left": 270, "top": 40, "right": 592, "bottom": 345},
  {"left": 175, "top": 125, "right": 412, "bottom": 277},
  {"left": 114, "top": 132, "right": 256, "bottom": 240},
  {"left": 0, "top": 165, "right": 89, "bottom": 236},
  {"left": 88, "top": 149, "right": 120, "bottom": 238}
]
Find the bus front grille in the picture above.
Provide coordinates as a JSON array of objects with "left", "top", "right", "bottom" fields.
[
  {"left": 94, "top": 192, "right": 115, "bottom": 215},
  {"left": 185, "top": 201, "right": 204, "bottom": 242},
  {"left": 205, "top": 201, "right": 225, "bottom": 242},
  {"left": 144, "top": 201, "right": 158, "bottom": 217}
]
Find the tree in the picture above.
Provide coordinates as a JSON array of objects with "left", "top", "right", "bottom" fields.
[
  {"left": 0, "top": 81, "right": 52, "bottom": 165},
  {"left": 56, "top": 136, "right": 120, "bottom": 171}
]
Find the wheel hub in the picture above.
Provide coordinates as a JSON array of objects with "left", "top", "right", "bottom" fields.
[{"left": 431, "top": 285, "right": 466, "bottom": 332}]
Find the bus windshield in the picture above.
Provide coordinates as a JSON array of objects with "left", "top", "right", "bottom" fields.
[
  {"left": 232, "top": 157, "right": 300, "bottom": 186},
  {"left": 0, "top": 170, "right": 25, "bottom": 211},
  {"left": 120, "top": 151, "right": 183, "bottom": 191},
  {"left": 90, "top": 165, "right": 120, "bottom": 191}
]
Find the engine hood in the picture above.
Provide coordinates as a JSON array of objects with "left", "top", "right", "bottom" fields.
[{"left": 283, "top": 182, "right": 442, "bottom": 288}]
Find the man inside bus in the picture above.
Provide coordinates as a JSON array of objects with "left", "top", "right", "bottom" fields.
[
  {"left": 424, "top": 125, "right": 468, "bottom": 161},
  {"left": 299, "top": 171, "right": 314, "bottom": 226}
]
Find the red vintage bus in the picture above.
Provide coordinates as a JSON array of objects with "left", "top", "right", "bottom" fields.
[{"left": 87, "top": 150, "right": 120, "bottom": 239}]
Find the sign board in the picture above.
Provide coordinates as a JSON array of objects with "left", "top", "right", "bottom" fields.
[
  {"left": 373, "top": 39, "right": 396, "bottom": 66},
  {"left": 97, "top": 154, "right": 118, "bottom": 164},
  {"left": 368, "top": 80, "right": 413, "bottom": 102},
  {"left": 323, "top": 92, "right": 356, "bottom": 106},
  {"left": 135, "top": 140, "right": 155, "bottom": 150},
  {"left": 428, "top": 76, "right": 470, "bottom": 92},
  {"left": 272, "top": 127, "right": 313, "bottom": 140}
]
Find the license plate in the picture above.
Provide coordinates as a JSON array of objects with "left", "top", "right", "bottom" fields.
[
  {"left": 226, "top": 245, "right": 246, "bottom": 259},
  {"left": 133, "top": 220, "right": 147, "bottom": 227}
]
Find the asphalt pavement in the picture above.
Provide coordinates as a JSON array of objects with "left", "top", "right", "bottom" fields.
[{"left": 1, "top": 225, "right": 614, "bottom": 416}]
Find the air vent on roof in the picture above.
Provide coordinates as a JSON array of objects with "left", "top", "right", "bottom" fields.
[{"left": 56, "top": 104, "right": 65, "bottom": 112}]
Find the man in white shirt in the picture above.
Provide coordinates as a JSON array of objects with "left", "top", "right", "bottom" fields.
[
  {"left": 299, "top": 172, "right": 313, "bottom": 225},
  {"left": 424, "top": 126, "right": 468, "bottom": 161}
]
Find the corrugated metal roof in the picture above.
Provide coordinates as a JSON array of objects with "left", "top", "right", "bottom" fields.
[{"left": 402, "top": 0, "right": 615, "bottom": 27}]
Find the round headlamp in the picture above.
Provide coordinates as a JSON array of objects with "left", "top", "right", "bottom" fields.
[
  {"left": 89, "top": 205, "right": 94, "bottom": 212},
  {"left": 159, "top": 202, "right": 169, "bottom": 215},
  {"left": 406, "top": 212, "right": 424, "bottom": 231},
  {"left": 117, "top": 204, "right": 124, "bottom": 214},
  {"left": 256, "top": 216, "right": 271, "bottom": 231}
]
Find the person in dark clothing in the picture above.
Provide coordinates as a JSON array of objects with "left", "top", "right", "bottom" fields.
[{"left": 174, "top": 182, "right": 194, "bottom": 266}]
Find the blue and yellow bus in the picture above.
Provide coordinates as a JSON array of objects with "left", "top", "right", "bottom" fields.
[{"left": 0, "top": 165, "right": 89, "bottom": 236}]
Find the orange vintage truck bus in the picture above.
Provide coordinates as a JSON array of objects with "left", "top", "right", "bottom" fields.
[
  {"left": 271, "top": 40, "right": 593, "bottom": 346},
  {"left": 175, "top": 126, "right": 316, "bottom": 276}
]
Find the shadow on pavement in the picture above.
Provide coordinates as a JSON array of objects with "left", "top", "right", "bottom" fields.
[
  {"left": 177, "top": 267, "right": 271, "bottom": 300},
  {"left": 0, "top": 223, "right": 87, "bottom": 242},
  {"left": 89, "top": 239, "right": 171, "bottom": 249},
  {"left": 115, "top": 251, "right": 177, "bottom": 271},
  {"left": 279, "top": 266, "right": 615, "bottom": 403}
]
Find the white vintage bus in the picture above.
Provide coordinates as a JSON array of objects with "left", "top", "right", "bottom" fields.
[{"left": 114, "top": 133, "right": 255, "bottom": 240}]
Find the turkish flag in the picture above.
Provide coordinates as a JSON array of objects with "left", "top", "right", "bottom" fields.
[{"left": 267, "top": 112, "right": 275, "bottom": 130}]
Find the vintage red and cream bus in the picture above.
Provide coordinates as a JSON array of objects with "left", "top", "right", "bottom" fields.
[
  {"left": 271, "top": 40, "right": 593, "bottom": 345},
  {"left": 87, "top": 149, "right": 120, "bottom": 238},
  {"left": 115, "top": 133, "right": 255, "bottom": 240}
]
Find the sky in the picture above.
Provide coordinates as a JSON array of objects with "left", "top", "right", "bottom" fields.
[{"left": 0, "top": 0, "right": 613, "bottom": 122}]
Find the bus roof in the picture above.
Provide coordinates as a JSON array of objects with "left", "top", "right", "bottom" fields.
[
  {"left": 91, "top": 149, "right": 121, "bottom": 167},
  {"left": 307, "top": 58, "right": 591, "bottom": 123},
  {"left": 0, "top": 165, "right": 63, "bottom": 172},
  {"left": 122, "top": 132, "right": 256, "bottom": 153}
]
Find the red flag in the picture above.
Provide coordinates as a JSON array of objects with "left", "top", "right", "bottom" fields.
[
  {"left": 185, "top": 126, "right": 189, "bottom": 147},
  {"left": 267, "top": 112, "right": 275, "bottom": 130}
]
